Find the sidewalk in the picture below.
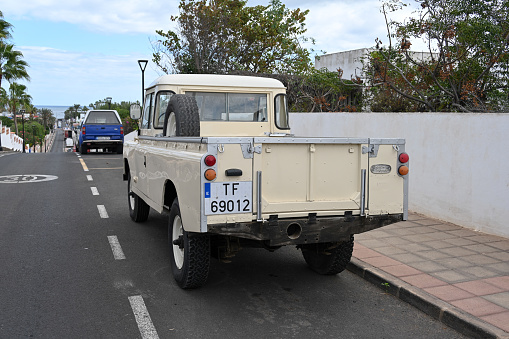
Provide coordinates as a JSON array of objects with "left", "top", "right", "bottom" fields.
[{"left": 349, "top": 212, "right": 509, "bottom": 338}]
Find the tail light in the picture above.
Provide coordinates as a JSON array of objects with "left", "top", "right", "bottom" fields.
[
  {"left": 120, "top": 126, "right": 124, "bottom": 135},
  {"left": 398, "top": 166, "right": 409, "bottom": 175},
  {"left": 399, "top": 153, "right": 409, "bottom": 163},
  {"left": 204, "top": 169, "right": 216, "bottom": 181},
  {"left": 398, "top": 152, "right": 409, "bottom": 176},
  {"left": 204, "top": 155, "right": 216, "bottom": 166},
  {"left": 82, "top": 126, "right": 86, "bottom": 135},
  {"left": 204, "top": 155, "right": 217, "bottom": 181}
]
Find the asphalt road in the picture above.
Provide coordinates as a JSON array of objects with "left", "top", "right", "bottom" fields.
[{"left": 0, "top": 130, "right": 467, "bottom": 338}]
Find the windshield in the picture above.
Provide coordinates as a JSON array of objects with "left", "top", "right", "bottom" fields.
[
  {"left": 85, "top": 111, "right": 120, "bottom": 125},
  {"left": 186, "top": 92, "right": 267, "bottom": 122}
]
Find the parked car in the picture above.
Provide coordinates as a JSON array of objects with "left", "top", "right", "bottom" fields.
[
  {"left": 78, "top": 110, "right": 124, "bottom": 154},
  {"left": 124, "top": 74, "right": 409, "bottom": 289}
]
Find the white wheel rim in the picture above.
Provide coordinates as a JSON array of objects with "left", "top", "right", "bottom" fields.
[
  {"left": 172, "top": 215, "right": 184, "bottom": 269},
  {"left": 167, "top": 112, "right": 176, "bottom": 137}
]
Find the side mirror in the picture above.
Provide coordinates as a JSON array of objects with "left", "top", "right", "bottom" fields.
[{"left": 130, "top": 104, "right": 142, "bottom": 120}]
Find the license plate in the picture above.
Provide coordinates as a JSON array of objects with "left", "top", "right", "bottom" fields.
[
  {"left": 97, "top": 136, "right": 110, "bottom": 140},
  {"left": 204, "top": 182, "right": 252, "bottom": 215}
]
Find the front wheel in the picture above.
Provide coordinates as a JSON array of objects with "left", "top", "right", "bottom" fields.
[
  {"left": 127, "top": 172, "right": 150, "bottom": 222},
  {"left": 301, "top": 235, "right": 354, "bottom": 275},
  {"left": 168, "top": 198, "right": 210, "bottom": 289}
]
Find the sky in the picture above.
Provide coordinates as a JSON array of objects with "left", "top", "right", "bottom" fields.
[{"left": 0, "top": 0, "right": 418, "bottom": 107}]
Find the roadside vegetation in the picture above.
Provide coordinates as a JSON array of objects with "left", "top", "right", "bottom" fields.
[
  {"left": 356, "top": 0, "right": 509, "bottom": 112},
  {"left": 0, "top": 10, "right": 53, "bottom": 151},
  {"left": 153, "top": 0, "right": 508, "bottom": 113},
  {"left": 152, "top": 0, "right": 362, "bottom": 112}
]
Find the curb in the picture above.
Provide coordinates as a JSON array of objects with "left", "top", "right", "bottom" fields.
[{"left": 347, "top": 257, "right": 509, "bottom": 339}]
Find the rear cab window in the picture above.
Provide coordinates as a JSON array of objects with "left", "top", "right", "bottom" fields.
[
  {"left": 85, "top": 111, "right": 121, "bottom": 124},
  {"left": 186, "top": 92, "right": 268, "bottom": 122}
]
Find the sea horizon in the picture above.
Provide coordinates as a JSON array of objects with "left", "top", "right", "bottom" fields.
[{"left": 35, "top": 105, "right": 69, "bottom": 120}]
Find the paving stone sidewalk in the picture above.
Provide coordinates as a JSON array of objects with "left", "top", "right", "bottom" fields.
[{"left": 348, "top": 212, "right": 509, "bottom": 338}]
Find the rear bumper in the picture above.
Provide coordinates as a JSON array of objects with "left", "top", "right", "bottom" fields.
[
  {"left": 208, "top": 213, "right": 403, "bottom": 246},
  {"left": 82, "top": 140, "right": 123, "bottom": 149}
]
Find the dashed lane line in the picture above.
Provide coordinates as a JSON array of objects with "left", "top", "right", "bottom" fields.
[
  {"left": 97, "top": 205, "right": 109, "bottom": 218},
  {"left": 86, "top": 175, "right": 93, "bottom": 181},
  {"left": 107, "top": 236, "right": 126, "bottom": 260},
  {"left": 128, "top": 295, "right": 160, "bottom": 339},
  {"left": 91, "top": 187, "right": 99, "bottom": 196},
  {"left": 79, "top": 158, "right": 89, "bottom": 172}
]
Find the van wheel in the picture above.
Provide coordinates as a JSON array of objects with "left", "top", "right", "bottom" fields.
[
  {"left": 80, "top": 144, "right": 87, "bottom": 154},
  {"left": 301, "top": 235, "right": 354, "bottom": 275},
  {"left": 163, "top": 94, "right": 200, "bottom": 137},
  {"left": 168, "top": 198, "right": 210, "bottom": 289},
  {"left": 128, "top": 173, "right": 150, "bottom": 222},
  {"left": 116, "top": 145, "right": 123, "bottom": 154}
]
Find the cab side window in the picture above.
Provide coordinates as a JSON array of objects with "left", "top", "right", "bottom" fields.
[
  {"left": 153, "top": 91, "right": 174, "bottom": 128},
  {"left": 140, "top": 93, "right": 154, "bottom": 129}
]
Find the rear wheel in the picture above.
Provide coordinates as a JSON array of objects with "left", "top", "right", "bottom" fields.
[
  {"left": 127, "top": 172, "right": 150, "bottom": 222},
  {"left": 168, "top": 198, "right": 210, "bottom": 289},
  {"left": 80, "top": 144, "right": 87, "bottom": 154},
  {"left": 301, "top": 235, "right": 354, "bottom": 275},
  {"left": 163, "top": 94, "right": 200, "bottom": 137}
]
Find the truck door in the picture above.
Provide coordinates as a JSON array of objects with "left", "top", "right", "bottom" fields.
[{"left": 132, "top": 93, "right": 154, "bottom": 201}]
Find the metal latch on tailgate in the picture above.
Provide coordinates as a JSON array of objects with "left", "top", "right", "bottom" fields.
[
  {"left": 240, "top": 142, "right": 262, "bottom": 159},
  {"left": 362, "top": 144, "right": 379, "bottom": 158}
]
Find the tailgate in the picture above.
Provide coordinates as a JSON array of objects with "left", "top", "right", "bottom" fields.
[
  {"left": 253, "top": 138, "right": 369, "bottom": 217},
  {"left": 85, "top": 125, "right": 122, "bottom": 139}
]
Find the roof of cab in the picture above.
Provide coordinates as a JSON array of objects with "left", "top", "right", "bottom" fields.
[{"left": 148, "top": 74, "right": 285, "bottom": 89}]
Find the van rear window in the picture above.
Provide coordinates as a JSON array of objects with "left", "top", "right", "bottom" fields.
[{"left": 85, "top": 111, "right": 120, "bottom": 124}]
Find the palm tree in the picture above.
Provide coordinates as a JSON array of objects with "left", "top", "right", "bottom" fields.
[
  {"left": 0, "top": 11, "right": 13, "bottom": 41},
  {"left": 4, "top": 82, "right": 32, "bottom": 135},
  {"left": 40, "top": 108, "right": 54, "bottom": 129},
  {"left": 25, "top": 103, "right": 38, "bottom": 123},
  {"left": 0, "top": 43, "right": 30, "bottom": 90}
]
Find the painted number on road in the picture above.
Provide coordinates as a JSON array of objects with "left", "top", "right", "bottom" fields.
[{"left": 0, "top": 174, "right": 58, "bottom": 183}]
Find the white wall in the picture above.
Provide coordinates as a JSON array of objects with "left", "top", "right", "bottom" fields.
[
  {"left": 315, "top": 48, "right": 369, "bottom": 79},
  {"left": 289, "top": 112, "right": 509, "bottom": 238}
]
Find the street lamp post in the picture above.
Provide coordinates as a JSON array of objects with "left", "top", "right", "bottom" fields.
[
  {"left": 21, "top": 109, "right": 26, "bottom": 153},
  {"left": 138, "top": 60, "right": 148, "bottom": 109},
  {"left": 33, "top": 125, "right": 36, "bottom": 153},
  {"left": 105, "top": 97, "right": 112, "bottom": 109}
]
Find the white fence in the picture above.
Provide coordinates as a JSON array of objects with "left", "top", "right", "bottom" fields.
[
  {"left": 289, "top": 112, "right": 509, "bottom": 238},
  {"left": 0, "top": 122, "right": 24, "bottom": 152},
  {"left": 0, "top": 121, "right": 55, "bottom": 152}
]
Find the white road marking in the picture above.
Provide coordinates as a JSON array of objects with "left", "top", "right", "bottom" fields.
[
  {"left": 107, "top": 236, "right": 126, "bottom": 260},
  {"left": 79, "top": 158, "right": 89, "bottom": 171},
  {"left": 86, "top": 175, "right": 93, "bottom": 181},
  {"left": 129, "top": 295, "right": 160, "bottom": 339},
  {"left": 97, "top": 205, "right": 109, "bottom": 218},
  {"left": 0, "top": 174, "right": 59, "bottom": 183},
  {"left": 91, "top": 187, "right": 99, "bottom": 195}
]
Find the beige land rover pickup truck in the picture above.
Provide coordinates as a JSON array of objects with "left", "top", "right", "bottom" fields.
[{"left": 123, "top": 74, "right": 409, "bottom": 289}]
